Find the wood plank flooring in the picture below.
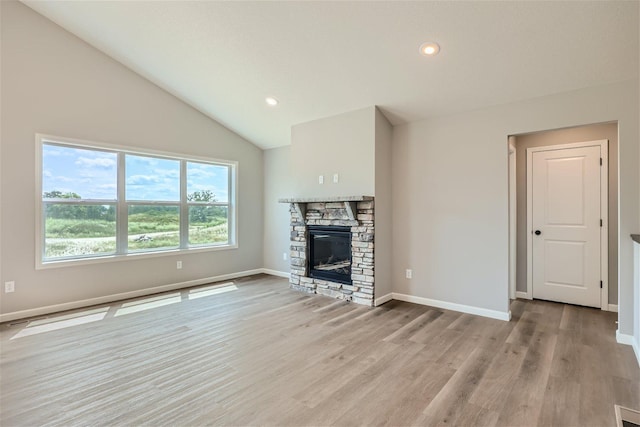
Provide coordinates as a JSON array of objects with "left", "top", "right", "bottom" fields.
[{"left": 1, "top": 274, "right": 638, "bottom": 426}]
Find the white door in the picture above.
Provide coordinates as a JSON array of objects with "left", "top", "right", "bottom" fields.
[{"left": 530, "top": 144, "right": 603, "bottom": 308}]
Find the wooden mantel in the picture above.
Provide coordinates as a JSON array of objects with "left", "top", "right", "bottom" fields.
[
  {"left": 278, "top": 196, "right": 373, "bottom": 222},
  {"left": 278, "top": 196, "right": 373, "bottom": 203}
]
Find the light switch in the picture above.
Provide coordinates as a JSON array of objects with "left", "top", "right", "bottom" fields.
[{"left": 318, "top": 175, "right": 324, "bottom": 184}]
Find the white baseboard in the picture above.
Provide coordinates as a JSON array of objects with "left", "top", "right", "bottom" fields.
[
  {"left": 261, "top": 269, "right": 290, "bottom": 279},
  {"left": 374, "top": 293, "right": 393, "bottom": 306},
  {"left": 616, "top": 330, "right": 634, "bottom": 346},
  {"left": 607, "top": 304, "right": 618, "bottom": 312},
  {"left": 616, "top": 330, "right": 640, "bottom": 367},
  {"left": 254, "top": 274, "right": 511, "bottom": 323},
  {"left": 391, "top": 292, "right": 511, "bottom": 321},
  {"left": 260, "top": 277, "right": 509, "bottom": 322},
  {"left": 0, "top": 269, "right": 264, "bottom": 324}
]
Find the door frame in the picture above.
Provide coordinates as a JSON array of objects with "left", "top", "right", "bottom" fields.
[
  {"left": 508, "top": 137, "right": 517, "bottom": 300},
  {"left": 526, "top": 139, "right": 608, "bottom": 310}
]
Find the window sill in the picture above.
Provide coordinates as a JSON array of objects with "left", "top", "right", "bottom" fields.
[{"left": 36, "top": 243, "right": 238, "bottom": 270}]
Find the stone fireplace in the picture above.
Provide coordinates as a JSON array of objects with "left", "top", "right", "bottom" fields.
[{"left": 279, "top": 196, "right": 375, "bottom": 306}]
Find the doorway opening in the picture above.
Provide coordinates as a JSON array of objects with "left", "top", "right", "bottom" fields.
[{"left": 508, "top": 122, "right": 618, "bottom": 311}]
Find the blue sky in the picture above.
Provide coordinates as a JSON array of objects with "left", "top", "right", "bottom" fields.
[{"left": 43, "top": 144, "right": 229, "bottom": 202}]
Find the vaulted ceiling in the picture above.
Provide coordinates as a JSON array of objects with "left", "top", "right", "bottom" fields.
[{"left": 23, "top": 1, "right": 639, "bottom": 149}]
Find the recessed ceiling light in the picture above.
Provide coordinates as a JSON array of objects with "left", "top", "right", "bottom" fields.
[
  {"left": 419, "top": 42, "right": 440, "bottom": 56},
  {"left": 265, "top": 96, "right": 279, "bottom": 106}
]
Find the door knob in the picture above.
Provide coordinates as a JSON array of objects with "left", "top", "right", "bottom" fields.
[{"left": 534, "top": 230, "right": 542, "bottom": 235}]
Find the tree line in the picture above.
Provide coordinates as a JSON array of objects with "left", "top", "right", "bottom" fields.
[{"left": 44, "top": 190, "right": 226, "bottom": 223}]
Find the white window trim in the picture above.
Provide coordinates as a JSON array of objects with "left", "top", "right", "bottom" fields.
[{"left": 35, "top": 133, "right": 238, "bottom": 270}]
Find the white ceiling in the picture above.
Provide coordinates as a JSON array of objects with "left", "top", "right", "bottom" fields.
[{"left": 22, "top": 1, "right": 639, "bottom": 149}]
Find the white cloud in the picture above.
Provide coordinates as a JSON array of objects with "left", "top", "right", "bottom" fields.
[
  {"left": 128, "top": 156, "right": 159, "bottom": 166},
  {"left": 188, "top": 168, "right": 215, "bottom": 178},
  {"left": 154, "top": 168, "right": 180, "bottom": 178},
  {"left": 75, "top": 157, "right": 116, "bottom": 168},
  {"left": 43, "top": 148, "right": 64, "bottom": 157},
  {"left": 127, "top": 175, "right": 160, "bottom": 185}
]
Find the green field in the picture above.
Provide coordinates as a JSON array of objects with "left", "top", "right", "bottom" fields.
[{"left": 44, "top": 209, "right": 228, "bottom": 258}]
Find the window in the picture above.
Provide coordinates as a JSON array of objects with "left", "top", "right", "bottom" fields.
[
  {"left": 42, "top": 144, "right": 118, "bottom": 259},
  {"left": 38, "top": 135, "right": 236, "bottom": 266},
  {"left": 187, "top": 162, "right": 230, "bottom": 247},
  {"left": 126, "top": 155, "right": 181, "bottom": 252}
]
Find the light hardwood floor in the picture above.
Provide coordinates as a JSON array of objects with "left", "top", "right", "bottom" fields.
[{"left": 1, "top": 274, "right": 638, "bottom": 426}]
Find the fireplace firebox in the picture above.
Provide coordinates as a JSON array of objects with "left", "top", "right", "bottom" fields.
[{"left": 308, "top": 226, "right": 352, "bottom": 285}]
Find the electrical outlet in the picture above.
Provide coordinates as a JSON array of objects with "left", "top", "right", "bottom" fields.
[
  {"left": 283, "top": 252, "right": 288, "bottom": 261},
  {"left": 318, "top": 175, "right": 324, "bottom": 184},
  {"left": 5, "top": 281, "right": 15, "bottom": 293},
  {"left": 405, "top": 269, "right": 412, "bottom": 279},
  {"left": 177, "top": 261, "right": 182, "bottom": 270},
  {"left": 333, "top": 173, "right": 339, "bottom": 183}
]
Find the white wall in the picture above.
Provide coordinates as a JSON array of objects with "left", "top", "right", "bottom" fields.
[
  {"left": 263, "top": 146, "right": 291, "bottom": 274},
  {"left": 0, "top": 1, "right": 264, "bottom": 317},
  {"left": 392, "top": 80, "right": 639, "bottom": 332},
  {"left": 392, "top": 113, "right": 511, "bottom": 315},
  {"left": 291, "top": 107, "right": 375, "bottom": 198},
  {"left": 374, "top": 108, "right": 393, "bottom": 300}
]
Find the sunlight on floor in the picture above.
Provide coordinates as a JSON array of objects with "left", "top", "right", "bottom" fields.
[
  {"left": 115, "top": 293, "right": 182, "bottom": 316},
  {"left": 10, "top": 282, "right": 239, "bottom": 339},
  {"left": 188, "top": 282, "right": 237, "bottom": 300},
  {"left": 11, "top": 307, "right": 110, "bottom": 340}
]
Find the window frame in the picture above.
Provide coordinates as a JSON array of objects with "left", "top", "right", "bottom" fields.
[{"left": 36, "top": 134, "right": 238, "bottom": 269}]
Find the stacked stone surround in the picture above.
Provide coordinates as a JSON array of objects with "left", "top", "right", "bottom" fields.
[{"left": 285, "top": 197, "right": 375, "bottom": 306}]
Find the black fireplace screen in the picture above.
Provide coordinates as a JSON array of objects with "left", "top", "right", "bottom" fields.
[{"left": 308, "top": 226, "right": 352, "bottom": 284}]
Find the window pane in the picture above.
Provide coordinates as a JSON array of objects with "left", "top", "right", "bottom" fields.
[
  {"left": 187, "top": 162, "right": 229, "bottom": 203},
  {"left": 126, "top": 155, "right": 180, "bottom": 201},
  {"left": 43, "top": 144, "right": 117, "bottom": 200},
  {"left": 128, "top": 205, "right": 180, "bottom": 251},
  {"left": 189, "top": 205, "right": 228, "bottom": 246},
  {"left": 44, "top": 204, "right": 116, "bottom": 258}
]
